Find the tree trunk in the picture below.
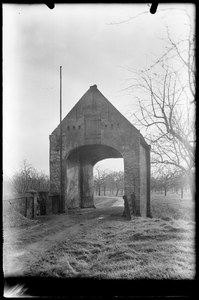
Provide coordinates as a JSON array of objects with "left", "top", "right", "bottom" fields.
[
  {"left": 185, "top": 170, "right": 195, "bottom": 201},
  {"left": 189, "top": 176, "right": 195, "bottom": 201},
  {"left": 25, "top": 197, "right": 28, "bottom": 217},
  {"left": 164, "top": 186, "right": 167, "bottom": 197},
  {"left": 180, "top": 186, "right": 184, "bottom": 199},
  {"left": 98, "top": 187, "right": 100, "bottom": 196}
]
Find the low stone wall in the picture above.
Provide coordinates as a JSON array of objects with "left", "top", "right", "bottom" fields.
[
  {"left": 3, "top": 192, "right": 60, "bottom": 219},
  {"left": 49, "top": 193, "right": 60, "bottom": 214},
  {"left": 4, "top": 195, "right": 34, "bottom": 218}
]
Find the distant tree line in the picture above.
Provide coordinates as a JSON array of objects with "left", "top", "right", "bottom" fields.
[
  {"left": 94, "top": 166, "right": 124, "bottom": 197},
  {"left": 94, "top": 165, "right": 190, "bottom": 199},
  {"left": 151, "top": 166, "right": 189, "bottom": 199},
  {"left": 5, "top": 160, "right": 190, "bottom": 201}
]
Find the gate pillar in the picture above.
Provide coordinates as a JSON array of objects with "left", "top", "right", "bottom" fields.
[
  {"left": 80, "top": 162, "right": 94, "bottom": 208},
  {"left": 123, "top": 152, "right": 141, "bottom": 216}
]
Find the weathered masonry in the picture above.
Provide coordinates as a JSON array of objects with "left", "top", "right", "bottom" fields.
[{"left": 50, "top": 85, "right": 151, "bottom": 217}]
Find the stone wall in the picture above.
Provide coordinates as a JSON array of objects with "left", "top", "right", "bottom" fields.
[
  {"left": 139, "top": 144, "right": 147, "bottom": 217},
  {"left": 49, "top": 134, "right": 61, "bottom": 193},
  {"left": 4, "top": 195, "right": 34, "bottom": 219},
  {"left": 81, "top": 162, "right": 94, "bottom": 208},
  {"left": 65, "top": 152, "right": 81, "bottom": 209},
  {"left": 3, "top": 192, "right": 60, "bottom": 219},
  {"left": 49, "top": 193, "right": 60, "bottom": 214}
]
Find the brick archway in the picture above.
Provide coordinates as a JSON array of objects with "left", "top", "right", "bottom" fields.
[{"left": 50, "top": 85, "right": 151, "bottom": 217}]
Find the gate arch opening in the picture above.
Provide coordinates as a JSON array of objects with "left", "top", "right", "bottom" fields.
[
  {"left": 94, "top": 158, "right": 124, "bottom": 196},
  {"left": 93, "top": 157, "right": 124, "bottom": 209},
  {"left": 65, "top": 144, "right": 123, "bottom": 210}
]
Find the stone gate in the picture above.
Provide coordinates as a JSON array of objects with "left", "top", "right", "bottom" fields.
[{"left": 50, "top": 85, "right": 151, "bottom": 217}]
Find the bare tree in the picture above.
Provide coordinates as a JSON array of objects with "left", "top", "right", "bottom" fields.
[
  {"left": 94, "top": 166, "right": 109, "bottom": 196},
  {"left": 112, "top": 171, "right": 124, "bottom": 196},
  {"left": 154, "top": 165, "right": 177, "bottom": 197},
  {"left": 11, "top": 160, "right": 50, "bottom": 194},
  {"left": 125, "top": 10, "right": 195, "bottom": 199},
  {"left": 94, "top": 169, "right": 124, "bottom": 196},
  {"left": 105, "top": 173, "right": 115, "bottom": 195},
  {"left": 170, "top": 171, "right": 188, "bottom": 199}
]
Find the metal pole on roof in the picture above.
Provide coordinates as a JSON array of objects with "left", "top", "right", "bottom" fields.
[{"left": 60, "top": 66, "right": 63, "bottom": 213}]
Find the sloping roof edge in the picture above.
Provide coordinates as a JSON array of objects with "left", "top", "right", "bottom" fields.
[{"left": 50, "top": 85, "right": 150, "bottom": 149}]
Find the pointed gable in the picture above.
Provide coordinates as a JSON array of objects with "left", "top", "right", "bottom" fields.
[{"left": 51, "top": 85, "right": 139, "bottom": 136}]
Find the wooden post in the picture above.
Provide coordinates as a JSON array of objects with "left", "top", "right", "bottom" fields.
[
  {"left": 123, "top": 195, "right": 131, "bottom": 220},
  {"left": 25, "top": 197, "right": 27, "bottom": 217},
  {"left": 60, "top": 66, "right": 63, "bottom": 213},
  {"left": 32, "top": 197, "right": 34, "bottom": 218},
  {"left": 146, "top": 145, "right": 152, "bottom": 217}
]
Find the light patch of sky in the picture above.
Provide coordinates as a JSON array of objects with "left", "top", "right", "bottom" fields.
[
  {"left": 94, "top": 158, "right": 124, "bottom": 174},
  {"left": 3, "top": 3, "right": 195, "bottom": 177}
]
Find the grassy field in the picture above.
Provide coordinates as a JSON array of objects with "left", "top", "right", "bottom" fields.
[
  {"left": 3, "top": 194, "right": 195, "bottom": 282},
  {"left": 151, "top": 193, "right": 195, "bottom": 221}
]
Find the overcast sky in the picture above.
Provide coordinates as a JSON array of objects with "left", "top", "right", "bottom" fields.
[{"left": 3, "top": 3, "right": 194, "bottom": 177}]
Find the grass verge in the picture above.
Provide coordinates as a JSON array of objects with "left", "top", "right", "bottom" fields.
[{"left": 25, "top": 196, "right": 195, "bottom": 279}]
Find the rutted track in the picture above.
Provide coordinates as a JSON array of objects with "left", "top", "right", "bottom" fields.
[
  {"left": 3, "top": 197, "right": 124, "bottom": 276},
  {"left": 3, "top": 196, "right": 195, "bottom": 281}
]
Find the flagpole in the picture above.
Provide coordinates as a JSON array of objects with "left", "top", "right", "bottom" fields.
[{"left": 60, "top": 66, "right": 63, "bottom": 213}]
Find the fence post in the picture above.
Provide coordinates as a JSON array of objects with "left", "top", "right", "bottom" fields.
[
  {"left": 25, "top": 197, "right": 27, "bottom": 218},
  {"left": 32, "top": 197, "right": 34, "bottom": 218}
]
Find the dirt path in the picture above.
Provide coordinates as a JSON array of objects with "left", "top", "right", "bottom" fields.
[
  {"left": 3, "top": 197, "right": 124, "bottom": 277},
  {"left": 3, "top": 195, "right": 195, "bottom": 289}
]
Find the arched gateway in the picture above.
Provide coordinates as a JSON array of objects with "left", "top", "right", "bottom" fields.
[{"left": 50, "top": 85, "right": 151, "bottom": 217}]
